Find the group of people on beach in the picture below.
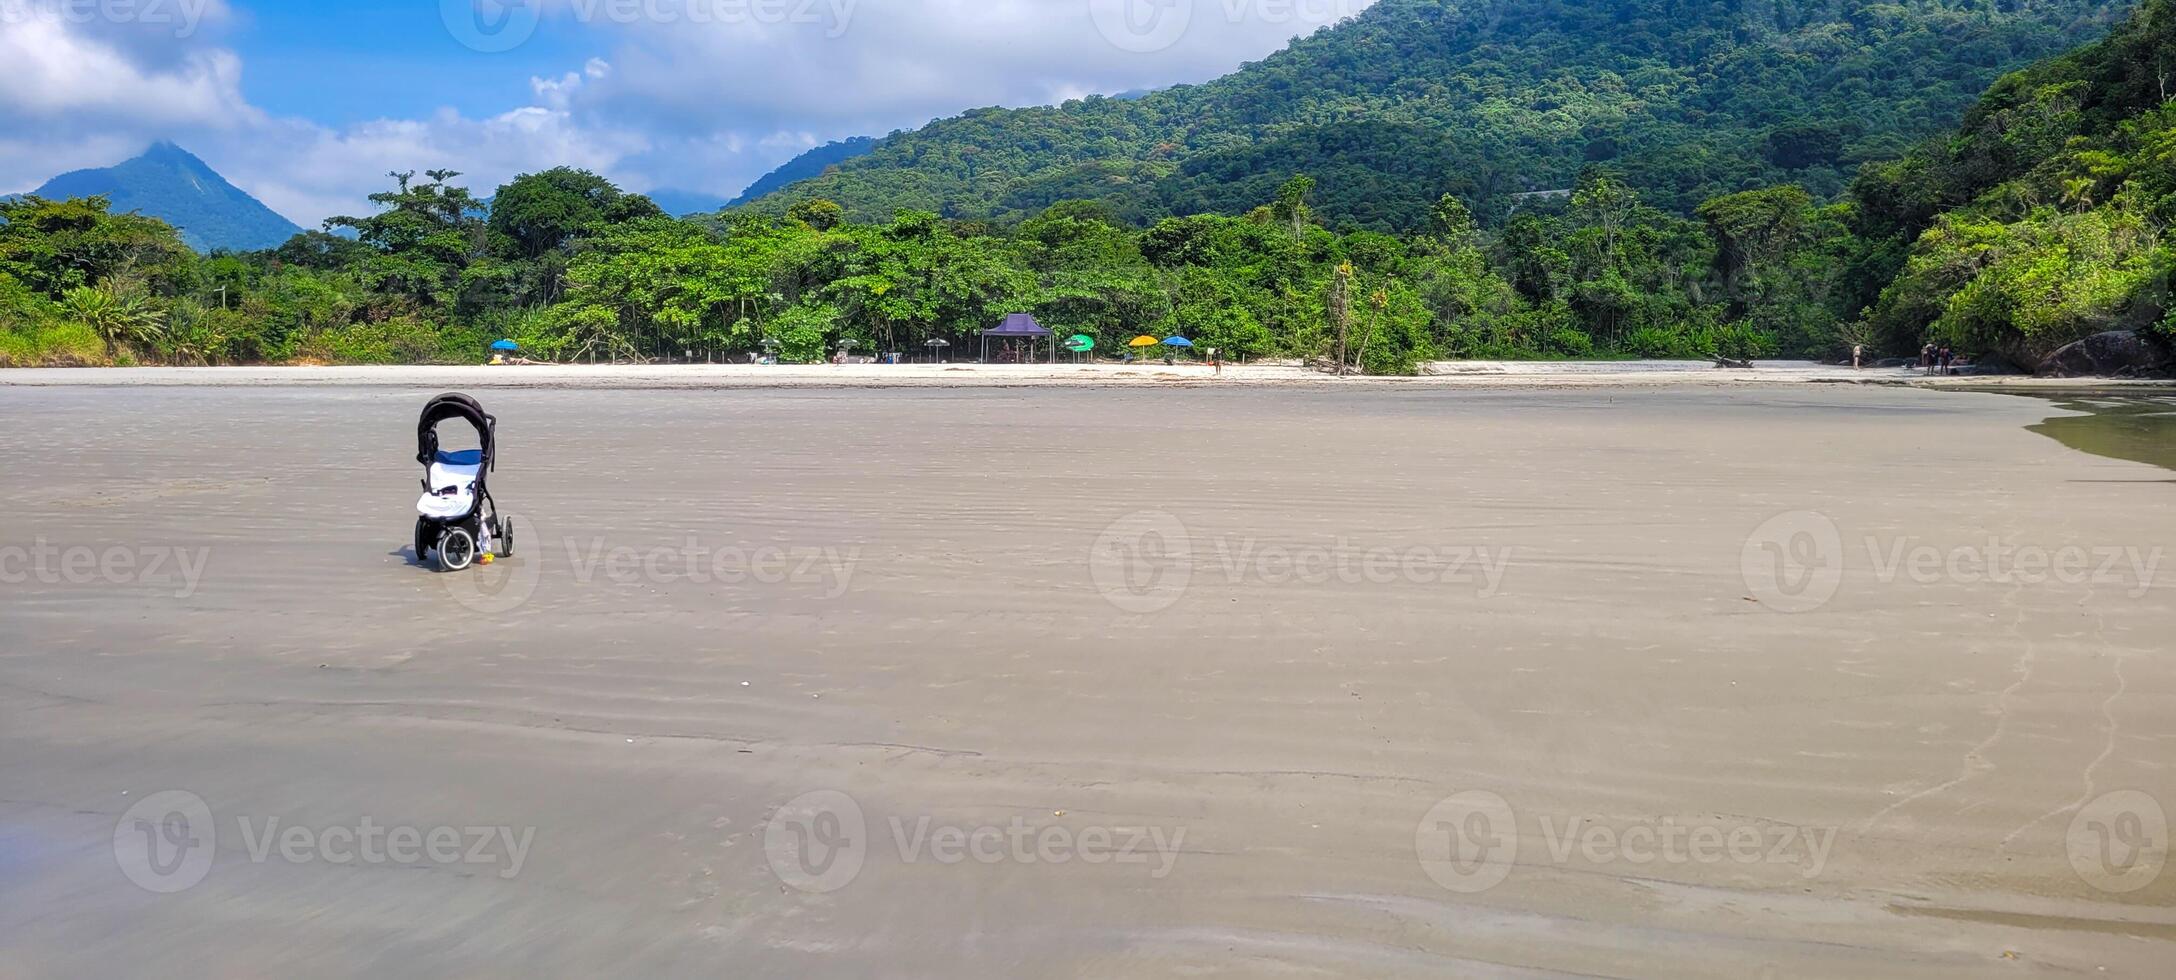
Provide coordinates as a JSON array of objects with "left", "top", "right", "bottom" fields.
[{"left": 1850, "top": 343, "right": 1962, "bottom": 375}]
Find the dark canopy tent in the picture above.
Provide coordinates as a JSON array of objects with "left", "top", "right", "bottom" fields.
[{"left": 981, "top": 313, "right": 1056, "bottom": 364}]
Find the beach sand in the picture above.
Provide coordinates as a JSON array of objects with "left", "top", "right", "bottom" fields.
[{"left": 2, "top": 382, "right": 2172, "bottom": 977}]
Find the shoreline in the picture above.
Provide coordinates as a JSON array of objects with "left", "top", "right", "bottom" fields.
[{"left": 4, "top": 360, "right": 2170, "bottom": 390}]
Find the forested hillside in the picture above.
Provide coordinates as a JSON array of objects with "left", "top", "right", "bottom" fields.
[
  {"left": 1855, "top": 0, "right": 2176, "bottom": 357},
  {"left": 730, "top": 138, "right": 879, "bottom": 206},
  {"left": 743, "top": 0, "right": 2129, "bottom": 229},
  {"left": 2, "top": 2, "right": 2167, "bottom": 372}
]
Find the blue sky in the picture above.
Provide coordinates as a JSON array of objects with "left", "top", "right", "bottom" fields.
[
  {"left": 1, "top": 1, "right": 1374, "bottom": 224},
  {"left": 231, "top": 2, "right": 588, "bottom": 124}
]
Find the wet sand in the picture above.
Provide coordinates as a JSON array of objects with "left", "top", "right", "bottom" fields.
[{"left": 2, "top": 384, "right": 2172, "bottom": 978}]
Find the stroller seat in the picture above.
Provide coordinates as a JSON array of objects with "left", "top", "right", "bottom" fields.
[{"left": 417, "top": 449, "right": 485, "bottom": 520}]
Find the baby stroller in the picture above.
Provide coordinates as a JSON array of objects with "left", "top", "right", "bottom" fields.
[{"left": 413, "top": 393, "right": 515, "bottom": 571}]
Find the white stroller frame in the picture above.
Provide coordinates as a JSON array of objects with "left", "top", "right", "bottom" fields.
[{"left": 413, "top": 393, "right": 515, "bottom": 572}]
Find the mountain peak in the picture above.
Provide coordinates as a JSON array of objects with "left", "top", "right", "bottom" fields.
[
  {"left": 28, "top": 143, "right": 300, "bottom": 252},
  {"left": 137, "top": 140, "right": 217, "bottom": 174}
]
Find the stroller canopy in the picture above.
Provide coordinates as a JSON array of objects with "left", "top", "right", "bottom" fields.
[{"left": 417, "top": 393, "right": 497, "bottom": 471}]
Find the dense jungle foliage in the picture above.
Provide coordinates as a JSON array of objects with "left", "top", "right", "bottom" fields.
[
  {"left": 744, "top": 0, "right": 2132, "bottom": 229},
  {"left": 3, "top": 0, "right": 2169, "bottom": 372}
]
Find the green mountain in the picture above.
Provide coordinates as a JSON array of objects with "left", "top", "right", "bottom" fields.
[
  {"left": 22, "top": 142, "right": 300, "bottom": 252},
  {"left": 730, "top": 136, "right": 879, "bottom": 206},
  {"left": 745, "top": 0, "right": 2129, "bottom": 229},
  {"left": 1857, "top": 0, "right": 2175, "bottom": 360}
]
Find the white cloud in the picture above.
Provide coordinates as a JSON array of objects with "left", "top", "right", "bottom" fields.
[
  {"left": 0, "top": 7, "right": 253, "bottom": 126},
  {"left": 1, "top": 0, "right": 1377, "bottom": 226},
  {"left": 568, "top": 0, "right": 1372, "bottom": 134},
  {"left": 225, "top": 108, "right": 651, "bottom": 226}
]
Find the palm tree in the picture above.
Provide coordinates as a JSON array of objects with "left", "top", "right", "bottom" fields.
[{"left": 64, "top": 281, "right": 168, "bottom": 361}]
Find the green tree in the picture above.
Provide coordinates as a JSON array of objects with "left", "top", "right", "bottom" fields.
[
  {"left": 489, "top": 167, "right": 663, "bottom": 261},
  {"left": 1571, "top": 175, "right": 1638, "bottom": 265},
  {"left": 787, "top": 198, "right": 846, "bottom": 231},
  {"left": 0, "top": 195, "right": 192, "bottom": 298},
  {"left": 1274, "top": 175, "right": 1317, "bottom": 244}
]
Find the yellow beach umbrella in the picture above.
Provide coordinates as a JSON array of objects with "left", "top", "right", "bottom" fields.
[{"left": 1128, "top": 335, "right": 1161, "bottom": 348}]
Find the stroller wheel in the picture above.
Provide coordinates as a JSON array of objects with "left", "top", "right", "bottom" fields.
[
  {"left": 414, "top": 518, "right": 435, "bottom": 562},
  {"left": 439, "top": 527, "right": 477, "bottom": 572},
  {"left": 498, "top": 517, "right": 516, "bottom": 558}
]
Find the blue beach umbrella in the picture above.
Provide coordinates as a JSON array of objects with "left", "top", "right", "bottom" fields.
[
  {"left": 1161, "top": 336, "right": 1195, "bottom": 348},
  {"left": 491, "top": 339, "right": 521, "bottom": 352}
]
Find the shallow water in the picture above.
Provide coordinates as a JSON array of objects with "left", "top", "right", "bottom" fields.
[{"left": 2017, "top": 392, "right": 2176, "bottom": 475}]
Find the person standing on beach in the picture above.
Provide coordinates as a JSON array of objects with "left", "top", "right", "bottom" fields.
[
  {"left": 1209, "top": 347, "right": 1222, "bottom": 376},
  {"left": 1853, "top": 344, "right": 1864, "bottom": 369},
  {"left": 1921, "top": 343, "right": 1935, "bottom": 374}
]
